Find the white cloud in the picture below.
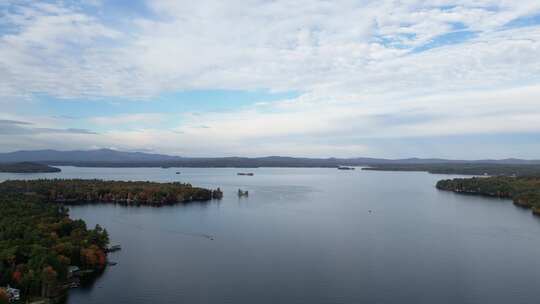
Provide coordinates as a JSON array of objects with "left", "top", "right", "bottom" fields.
[
  {"left": 2, "top": 0, "right": 539, "bottom": 97},
  {"left": 89, "top": 113, "right": 168, "bottom": 127},
  {"left": 7, "top": 83, "right": 536, "bottom": 158},
  {"left": 1, "top": 0, "right": 540, "bottom": 157}
]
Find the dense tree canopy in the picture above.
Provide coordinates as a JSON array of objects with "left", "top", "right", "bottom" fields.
[
  {"left": 0, "top": 162, "right": 60, "bottom": 173},
  {"left": 364, "top": 164, "right": 540, "bottom": 176},
  {"left": 436, "top": 176, "right": 540, "bottom": 215},
  {"left": 0, "top": 193, "right": 109, "bottom": 299},
  {"left": 0, "top": 162, "right": 62, "bottom": 173},
  {"left": 0, "top": 179, "right": 221, "bottom": 300},
  {"left": 0, "top": 179, "right": 223, "bottom": 206}
]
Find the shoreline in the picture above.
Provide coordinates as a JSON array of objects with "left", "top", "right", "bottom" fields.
[{"left": 436, "top": 176, "right": 540, "bottom": 217}]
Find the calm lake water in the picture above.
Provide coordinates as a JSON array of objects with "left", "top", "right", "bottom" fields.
[{"left": 2, "top": 167, "right": 540, "bottom": 304}]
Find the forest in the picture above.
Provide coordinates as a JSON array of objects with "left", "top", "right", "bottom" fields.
[
  {"left": 0, "top": 179, "right": 222, "bottom": 302},
  {"left": 0, "top": 179, "right": 223, "bottom": 206},
  {"left": 0, "top": 162, "right": 61, "bottom": 173},
  {"left": 0, "top": 193, "right": 109, "bottom": 301},
  {"left": 436, "top": 176, "right": 540, "bottom": 215},
  {"left": 363, "top": 163, "right": 540, "bottom": 176}
]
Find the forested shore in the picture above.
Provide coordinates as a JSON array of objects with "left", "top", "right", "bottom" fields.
[
  {"left": 0, "top": 194, "right": 109, "bottom": 302},
  {"left": 0, "top": 179, "right": 223, "bottom": 206},
  {"left": 363, "top": 163, "right": 540, "bottom": 176},
  {"left": 436, "top": 176, "right": 540, "bottom": 216},
  {"left": 0, "top": 179, "right": 222, "bottom": 302},
  {"left": 0, "top": 162, "right": 60, "bottom": 173}
]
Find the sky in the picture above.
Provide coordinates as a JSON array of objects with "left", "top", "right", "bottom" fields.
[{"left": 1, "top": 0, "right": 540, "bottom": 159}]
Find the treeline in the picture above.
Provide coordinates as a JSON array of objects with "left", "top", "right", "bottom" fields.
[
  {"left": 0, "top": 179, "right": 222, "bottom": 301},
  {"left": 436, "top": 176, "right": 540, "bottom": 215},
  {"left": 0, "top": 194, "right": 109, "bottom": 299},
  {"left": 0, "top": 162, "right": 61, "bottom": 173},
  {"left": 363, "top": 163, "right": 540, "bottom": 176},
  {"left": 0, "top": 179, "right": 223, "bottom": 206}
]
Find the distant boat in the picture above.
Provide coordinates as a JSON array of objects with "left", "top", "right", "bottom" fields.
[
  {"left": 176, "top": 172, "right": 181, "bottom": 174},
  {"left": 337, "top": 166, "right": 355, "bottom": 170},
  {"left": 238, "top": 189, "right": 249, "bottom": 197},
  {"left": 237, "top": 172, "right": 254, "bottom": 176}
]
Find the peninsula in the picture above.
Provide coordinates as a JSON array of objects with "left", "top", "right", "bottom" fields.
[
  {"left": 0, "top": 193, "right": 109, "bottom": 301},
  {"left": 363, "top": 163, "right": 540, "bottom": 176},
  {"left": 0, "top": 178, "right": 222, "bottom": 302},
  {"left": 436, "top": 176, "right": 540, "bottom": 216},
  {"left": 0, "top": 162, "right": 61, "bottom": 173},
  {"left": 0, "top": 179, "right": 223, "bottom": 206}
]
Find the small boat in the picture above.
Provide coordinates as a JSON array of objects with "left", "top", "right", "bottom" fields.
[
  {"left": 176, "top": 172, "right": 181, "bottom": 174},
  {"left": 107, "top": 261, "right": 118, "bottom": 266},
  {"left": 237, "top": 172, "right": 254, "bottom": 176},
  {"left": 337, "top": 166, "right": 355, "bottom": 170}
]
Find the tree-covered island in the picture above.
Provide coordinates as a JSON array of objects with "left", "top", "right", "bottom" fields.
[
  {"left": 436, "top": 176, "right": 540, "bottom": 216},
  {"left": 0, "top": 179, "right": 222, "bottom": 302},
  {"left": 0, "top": 162, "right": 61, "bottom": 173}
]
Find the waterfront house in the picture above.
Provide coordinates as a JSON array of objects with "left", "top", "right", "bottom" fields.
[{"left": 68, "top": 266, "right": 81, "bottom": 278}]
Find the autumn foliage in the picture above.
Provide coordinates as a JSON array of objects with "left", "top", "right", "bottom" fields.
[
  {"left": 0, "top": 179, "right": 222, "bottom": 206},
  {"left": 0, "top": 178, "right": 224, "bottom": 299},
  {"left": 0, "top": 196, "right": 109, "bottom": 298},
  {"left": 0, "top": 289, "right": 9, "bottom": 304},
  {"left": 81, "top": 245, "right": 107, "bottom": 269}
]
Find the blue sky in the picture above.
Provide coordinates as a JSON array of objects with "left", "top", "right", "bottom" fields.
[
  {"left": 30, "top": 90, "right": 298, "bottom": 118},
  {"left": 26, "top": 90, "right": 299, "bottom": 132},
  {"left": 1, "top": 1, "right": 540, "bottom": 158}
]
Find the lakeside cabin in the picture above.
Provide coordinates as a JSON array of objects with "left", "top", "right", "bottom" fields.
[{"left": 67, "top": 266, "right": 80, "bottom": 279}]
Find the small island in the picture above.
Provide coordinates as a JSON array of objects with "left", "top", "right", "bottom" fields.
[
  {"left": 436, "top": 176, "right": 540, "bottom": 216},
  {"left": 237, "top": 172, "right": 254, "bottom": 176},
  {"left": 0, "top": 162, "right": 61, "bottom": 173}
]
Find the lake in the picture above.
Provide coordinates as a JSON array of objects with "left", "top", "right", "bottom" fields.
[{"left": 2, "top": 167, "right": 540, "bottom": 304}]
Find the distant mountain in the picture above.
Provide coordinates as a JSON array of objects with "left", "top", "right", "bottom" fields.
[{"left": 0, "top": 149, "right": 539, "bottom": 167}]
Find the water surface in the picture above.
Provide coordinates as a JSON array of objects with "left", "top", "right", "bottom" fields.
[{"left": 2, "top": 167, "right": 539, "bottom": 304}]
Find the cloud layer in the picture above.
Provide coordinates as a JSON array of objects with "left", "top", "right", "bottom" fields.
[{"left": 1, "top": 1, "right": 540, "bottom": 158}]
